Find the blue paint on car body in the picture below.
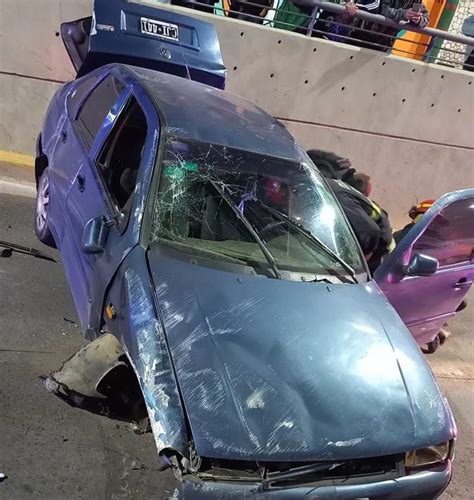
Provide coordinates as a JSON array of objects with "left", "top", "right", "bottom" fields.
[{"left": 34, "top": 1, "right": 466, "bottom": 497}]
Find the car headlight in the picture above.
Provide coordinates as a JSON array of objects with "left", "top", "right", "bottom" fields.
[{"left": 405, "top": 442, "right": 450, "bottom": 468}]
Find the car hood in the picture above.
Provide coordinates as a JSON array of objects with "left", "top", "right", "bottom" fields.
[{"left": 147, "top": 248, "right": 455, "bottom": 461}]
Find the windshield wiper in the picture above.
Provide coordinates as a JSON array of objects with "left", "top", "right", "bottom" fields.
[
  {"left": 208, "top": 179, "right": 282, "bottom": 280},
  {"left": 262, "top": 461, "right": 344, "bottom": 489},
  {"left": 258, "top": 204, "right": 358, "bottom": 283}
]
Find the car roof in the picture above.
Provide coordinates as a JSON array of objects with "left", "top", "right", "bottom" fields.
[{"left": 122, "top": 65, "right": 304, "bottom": 162}]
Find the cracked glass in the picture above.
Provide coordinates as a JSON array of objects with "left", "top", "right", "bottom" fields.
[{"left": 150, "top": 137, "right": 366, "bottom": 282}]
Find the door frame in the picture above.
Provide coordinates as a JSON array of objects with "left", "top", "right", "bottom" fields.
[{"left": 375, "top": 188, "right": 474, "bottom": 284}]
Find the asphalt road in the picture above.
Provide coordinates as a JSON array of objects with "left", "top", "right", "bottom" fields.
[
  {"left": 0, "top": 164, "right": 177, "bottom": 499},
  {"left": 0, "top": 163, "right": 472, "bottom": 499}
]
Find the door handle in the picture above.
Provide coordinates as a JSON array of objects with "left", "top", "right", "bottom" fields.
[
  {"left": 76, "top": 174, "right": 86, "bottom": 193},
  {"left": 453, "top": 279, "right": 473, "bottom": 289},
  {"left": 61, "top": 130, "right": 68, "bottom": 143}
]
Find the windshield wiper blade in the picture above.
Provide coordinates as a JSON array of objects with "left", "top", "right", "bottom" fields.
[
  {"left": 208, "top": 180, "right": 282, "bottom": 280},
  {"left": 259, "top": 204, "right": 358, "bottom": 283},
  {"left": 0, "top": 240, "right": 56, "bottom": 262},
  {"left": 263, "top": 462, "right": 344, "bottom": 489}
]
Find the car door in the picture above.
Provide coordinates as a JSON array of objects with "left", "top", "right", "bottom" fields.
[
  {"left": 46, "top": 73, "right": 103, "bottom": 245},
  {"left": 374, "top": 189, "right": 474, "bottom": 346},
  {"left": 62, "top": 78, "right": 159, "bottom": 338}
]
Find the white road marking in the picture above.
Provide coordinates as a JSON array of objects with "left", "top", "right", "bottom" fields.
[{"left": 0, "top": 177, "right": 36, "bottom": 198}]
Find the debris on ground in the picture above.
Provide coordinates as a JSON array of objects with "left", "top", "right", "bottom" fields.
[
  {"left": 0, "top": 239, "right": 55, "bottom": 262},
  {"left": 42, "top": 334, "right": 149, "bottom": 424},
  {"left": 0, "top": 248, "right": 12, "bottom": 257},
  {"left": 131, "top": 420, "right": 151, "bottom": 435},
  {"left": 0, "top": 472, "right": 7, "bottom": 482},
  {"left": 131, "top": 458, "right": 146, "bottom": 471},
  {"left": 62, "top": 317, "right": 77, "bottom": 326}
]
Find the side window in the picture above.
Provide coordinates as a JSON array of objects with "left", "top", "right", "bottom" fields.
[
  {"left": 76, "top": 75, "right": 125, "bottom": 149},
  {"left": 96, "top": 97, "right": 148, "bottom": 211},
  {"left": 67, "top": 74, "right": 98, "bottom": 116},
  {"left": 412, "top": 198, "right": 474, "bottom": 267}
]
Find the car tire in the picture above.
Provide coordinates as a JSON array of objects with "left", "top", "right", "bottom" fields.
[{"left": 35, "top": 167, "right": 56, "bottom": 248}]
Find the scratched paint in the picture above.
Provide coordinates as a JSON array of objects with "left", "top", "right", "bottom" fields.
[
  {"left": 147, "top": 247, "right": 455, "bottom": 463},
  {"left": 121, "top": 263, "right": 188, "bottom": 455},
  {"left": 327, "top": 438, "right": 364, "bottom": 447}
]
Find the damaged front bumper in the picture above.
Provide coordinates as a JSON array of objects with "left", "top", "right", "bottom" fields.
[
  {"left": 175, "top": 462, "right": 452, "bottom": 499},
  {"left": 42, "top": 326, "right": 452, "bottom": 500},
  {"left": 43, "top": 335, "right": 452, "bottom": 500}
]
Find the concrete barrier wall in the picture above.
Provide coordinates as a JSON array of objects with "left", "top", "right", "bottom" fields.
[{"left": 1, "top": 0, "right": 473, "bottom": 224}]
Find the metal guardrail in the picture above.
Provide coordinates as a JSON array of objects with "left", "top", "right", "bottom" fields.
[
  {"left": 298, "top": 1, "right": 474, "bottom": 45},
  {"left": 177, "top": 0, "right": 474, "bottom": 70}
]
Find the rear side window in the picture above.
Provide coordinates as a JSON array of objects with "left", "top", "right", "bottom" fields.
[
  {"left": 96, "top": 97, "right": 148, "bottom": 211},
  {"left": 412, "top": 198, "right": 474, "bottom": 267},
  {"left": 76, "top": 75, "right": 125, "bottom": 149},
  {"left": 67, "top": 75, "right": 98, "bottom": 117}
]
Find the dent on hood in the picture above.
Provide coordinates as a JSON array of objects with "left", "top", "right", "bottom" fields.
[
  {"left": 148, "top": 252, "right": 455, "bottom": 465},
  {"left": 154, "top": 277, "right": 315, "bottom": 459}
]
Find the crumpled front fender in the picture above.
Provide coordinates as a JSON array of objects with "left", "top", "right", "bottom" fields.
[{"left": 121, "top": 264, "right": 189, "bottom": 458}]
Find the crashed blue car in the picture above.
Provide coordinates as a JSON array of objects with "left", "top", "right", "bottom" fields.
[{"left": 34, "top": 0, "right": 462, "bottom": 497}]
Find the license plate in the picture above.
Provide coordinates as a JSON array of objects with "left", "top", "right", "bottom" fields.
[{"left": 140, "top": 17, "right": 179, "bottom": 41}]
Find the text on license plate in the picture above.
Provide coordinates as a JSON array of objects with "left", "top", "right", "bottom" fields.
[{"left": 140, "top": 17, "right": 179, "bottom": 41}]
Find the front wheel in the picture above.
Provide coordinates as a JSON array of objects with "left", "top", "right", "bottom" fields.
[{"left": 35, "top": 168, "right": 56, "bottom": 248}]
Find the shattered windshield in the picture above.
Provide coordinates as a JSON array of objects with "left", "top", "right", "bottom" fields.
[{"left": 149, "top": 137, "right": 366, "bottom": 282}]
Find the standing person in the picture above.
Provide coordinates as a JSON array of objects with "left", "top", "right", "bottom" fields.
[
  {"left": 462, "top": 15, "right": 474, "bottom": 72},
  {"left": 375, "top": 0, "right": 430, "bottom": 49},
  {"left": 307, "top": 150, "right": 395, "bottom": 272},
  {"left": 308, "top": 0, "right": 381, "bottom": 43},
  {"left": 227, "top": 0, "right": 275, "bottom": 24},
  {"left": 380, "top": 0, "right": 429, "bottom": 26},
  {"left": 338, "top": 0, "right": 383, "bottom": 48}
]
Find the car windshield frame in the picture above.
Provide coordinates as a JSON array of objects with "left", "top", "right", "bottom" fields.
[{"left": 145, "top": 135, "right": 368, "bottom": 283}]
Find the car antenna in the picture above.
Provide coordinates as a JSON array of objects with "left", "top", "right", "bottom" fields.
[{"left": 177, "top": 38, "right": 192, "bottom": 81}]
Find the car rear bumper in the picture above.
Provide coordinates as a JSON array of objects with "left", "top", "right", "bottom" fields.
[{"left": 178, "top": 461, "right": 451, "bottom": 499}]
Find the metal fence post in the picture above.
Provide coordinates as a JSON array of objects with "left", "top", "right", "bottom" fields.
[{"left": 306, "top": 6, "right": 320, "bottom": 36}]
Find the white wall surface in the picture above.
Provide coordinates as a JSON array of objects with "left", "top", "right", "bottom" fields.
[{"left": 1, "top": 0, "right": 472, "bottom": 223}]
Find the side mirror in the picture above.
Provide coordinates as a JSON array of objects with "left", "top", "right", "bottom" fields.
[
  {"left": 82, "top": 216, "right": 110, "bottom": 254},
  {"left": 405, "top": 253, "right": 439, "bottom": 277}
]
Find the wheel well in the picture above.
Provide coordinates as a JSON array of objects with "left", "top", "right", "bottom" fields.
[
  {"left": 96, "top": 354, "right": 149, "bottom": 422},
  {"left": 35, "top": 134, "right": 49, "bottom": 187}
]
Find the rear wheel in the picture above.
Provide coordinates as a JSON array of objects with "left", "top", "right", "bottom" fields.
[{"left": 35, "top": 168, "right": 56, "bottom": 247}]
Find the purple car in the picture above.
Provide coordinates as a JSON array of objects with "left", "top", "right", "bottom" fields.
[
  {"left": 375, "top": 193, "right": 474, "bottom": 350},
  {"left": 33, "top": 0, "right": 474, "bottom": 497}
]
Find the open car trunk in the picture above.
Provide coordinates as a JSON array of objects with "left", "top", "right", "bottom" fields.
[{"left": 61, "top": 0, "right": 226, "bottom": 89}]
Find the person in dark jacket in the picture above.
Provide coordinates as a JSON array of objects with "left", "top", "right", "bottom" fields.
[
  {"left": 307, "top": 149, "right": 394, "bottom": 272},
  {"left": 227, "top": 0, "right": 274, "bottom": 24},
  {"left": 375, "top": 0, "right": 429, "bottom": 49},
  {"left": 380, "top": 0, "right": 429, "bottom": 26},
  {"left": 462, "top": 15, "right": 474, "bottom": 72}
]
